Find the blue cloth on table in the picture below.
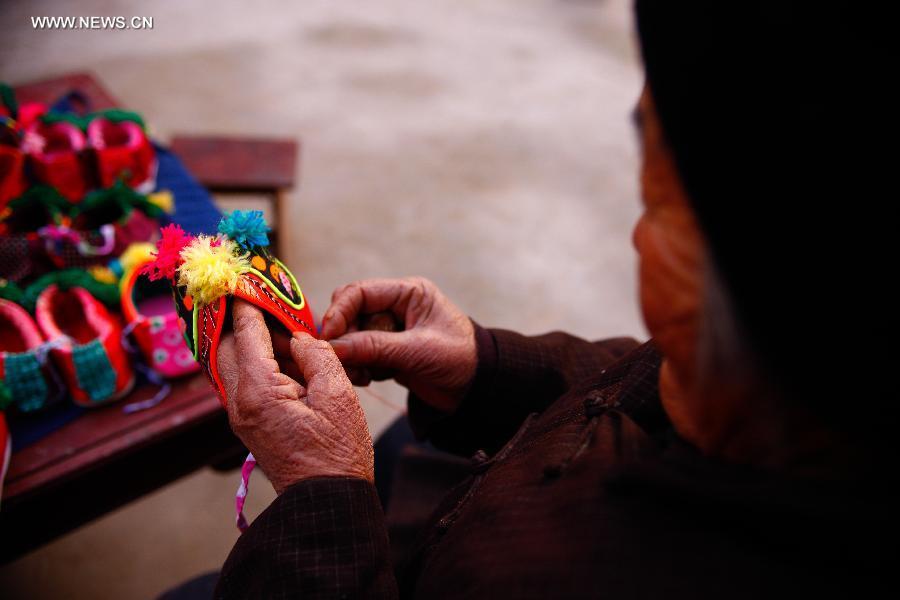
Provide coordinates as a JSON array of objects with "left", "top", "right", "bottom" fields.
[{"left": 155, "top": 143, "right": 221, "bottom": 235}]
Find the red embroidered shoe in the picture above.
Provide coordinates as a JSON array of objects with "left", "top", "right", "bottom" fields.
[
  {"left": 87, "top": 117, "right": 156, "bottom": 193},
  {"left": 121, "top": 248, "right": 200, "bottom": 378},
  {"left": 35, "top": 285, "right": 134, "bottom": 407},
  {"left": 143, "top": 212, "right": 316, "bottom": 406},
  {"left": 22, "top": 120, "right": 91, "bottom": 202},
  {"left": 0, "top": 298, "right": 64, "bottom": 412}
]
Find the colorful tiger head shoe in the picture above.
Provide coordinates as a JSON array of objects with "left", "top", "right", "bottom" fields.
[{"left": 143, "top": 211, "right": 316, "bottom": 406}]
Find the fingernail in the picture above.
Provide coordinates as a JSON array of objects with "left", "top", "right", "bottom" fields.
[{"left": 329, "top": 339, "right": 351, "bottom": 359}]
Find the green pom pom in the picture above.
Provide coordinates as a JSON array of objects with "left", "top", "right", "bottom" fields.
[
  {"left": 21, "top": 269, "right": 120, "bottom": 313},
  {"left": 41, "top": 108, "right": 146, "bottom": 131},
  {"left": 75, "top": 181, "right": 164, "bottom": 222},
  {"left": 0, "top": 279, "right": 24, "bottom": 305},
  {"left": 6, "top": 185, "right": 70, "bottom": 223}
]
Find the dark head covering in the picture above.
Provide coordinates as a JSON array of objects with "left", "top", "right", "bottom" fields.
[{"left": 635, "top": 2, "right": 895, "bottom": 446}]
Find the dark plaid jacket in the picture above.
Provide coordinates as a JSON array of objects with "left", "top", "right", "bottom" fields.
[{"left": 215, "top": 327, "right": 888, "bottom": 599}]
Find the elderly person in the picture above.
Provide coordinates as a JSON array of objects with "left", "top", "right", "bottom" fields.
[{"left": 213, "top": 2, "right": 891, "bottom": 598}]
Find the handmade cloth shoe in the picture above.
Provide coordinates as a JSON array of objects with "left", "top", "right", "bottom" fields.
[
  {"left": 40, "top": 182, "right": 163, "bottom": 270},
  {"left": 0, "top": 298, "right": 63, "bottom": 412},
  {"left": 120, "top": 244, "right": 200, "bottom": 378},
  {"left": 87, "top": 117, "right": 156, "bottom": 193},
  {"left": 35, "top": 284, "right": 134, "bottom": 407},
  {"left": 143, "top": 211, "right": 316, "bottom": 406},
  {"left": 22, "top": 120, "right": 91, "bottom": 202}
]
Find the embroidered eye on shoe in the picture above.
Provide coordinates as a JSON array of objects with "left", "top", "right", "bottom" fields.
[{"left": 143, "top": 211, "right": 317, "bottom": 406}]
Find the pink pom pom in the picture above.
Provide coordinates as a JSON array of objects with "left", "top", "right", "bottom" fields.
[{"left": 142, "top": 224, "right": 193, "bottom": 281}]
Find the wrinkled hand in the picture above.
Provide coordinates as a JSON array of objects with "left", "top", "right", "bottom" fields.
[
  {"left": 321, "top": 277, "right": 477, "bottom": 414},
  {"left": 217, "top": 300, "right": 373, "bottom": 494}
]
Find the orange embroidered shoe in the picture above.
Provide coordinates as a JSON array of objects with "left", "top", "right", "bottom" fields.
[{"left": 143, "top": 212, "right": 316, "bottom": 406}]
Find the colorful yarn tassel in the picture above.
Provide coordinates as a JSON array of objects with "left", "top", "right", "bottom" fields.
[
  {"left": 217, "top": 210, "right": 270, "bottom": 250},
  {"left": 143, "top": 224, "right": 192, "bottom": 282},
  {"left": 177, "top": 236, "right": 250, "bottom": 306}
]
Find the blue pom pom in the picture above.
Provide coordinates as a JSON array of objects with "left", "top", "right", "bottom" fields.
[{"left": 217, "top": 210, "right": 270, "bottom": 249}]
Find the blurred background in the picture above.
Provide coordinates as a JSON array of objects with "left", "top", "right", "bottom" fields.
[{"left": 0, "top": 0, "right": 644, "bottom": 597}]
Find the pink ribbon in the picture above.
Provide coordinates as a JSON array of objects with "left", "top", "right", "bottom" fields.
[
  {"left": 235, "top": 452, "right": 257, "bottom": 532},
  {"left": 38, "top": 223, "right": 116, "bottom": 257}
]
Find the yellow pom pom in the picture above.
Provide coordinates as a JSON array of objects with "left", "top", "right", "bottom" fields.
[
  {"left": 119, "top": 242, "right": 157, "bottom": 275},
  {"left": 88, "top": 265, "right": 118, "bottom": 285},
  {"left": 177, "top": 236, "right": 250, "bottom": 306},
  {"left": 148, "top": 190, "right": 174, "bottom": 214}
]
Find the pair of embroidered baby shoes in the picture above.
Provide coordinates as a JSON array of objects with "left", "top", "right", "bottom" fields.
[
  {"left": 0, "top": 279, "right": 136, "bottom": 506},
  {"left": 0, "top": 286, "right": 133, "bottom": 411},
  {"left": 2, "top": 108, "right": 155, "bottom": 207},
  {"left": 144, "top": 211, "right": 316, "bottom": 406}
]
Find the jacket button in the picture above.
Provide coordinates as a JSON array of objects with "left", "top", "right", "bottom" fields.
[
  {"left": 470, "top": 449, "right": 491, "bottom": 473},
  {"left": 584, "top": 390, "right": 609, "bottom": 417}
]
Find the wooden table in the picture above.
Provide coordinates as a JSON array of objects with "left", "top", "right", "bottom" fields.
[{"left": 0, "top": 73, "right": 298, "bottom": 563}]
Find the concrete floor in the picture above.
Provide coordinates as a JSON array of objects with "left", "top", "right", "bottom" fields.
[{"left": 0, "top": 0, "right": 645, "bottom": 597}]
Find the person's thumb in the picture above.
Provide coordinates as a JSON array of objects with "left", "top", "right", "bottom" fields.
[{"left": 328, "top": 330, "right": 415, "bottom": 371}]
